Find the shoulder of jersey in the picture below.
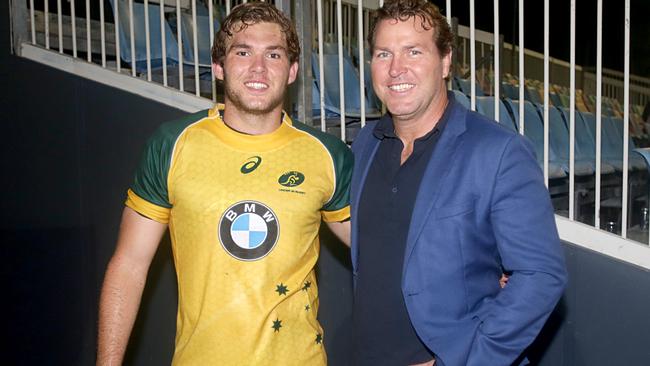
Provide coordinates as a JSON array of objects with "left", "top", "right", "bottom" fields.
[
  {"left": 290, "top": 119, "right": 350, "bottom": 156},
  {"left": 150, "top": 109, "right": 211, "bottom": 143}
]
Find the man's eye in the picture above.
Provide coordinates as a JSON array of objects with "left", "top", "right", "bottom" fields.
[
  {"left": 375, "top": 52, "right": 390, "bottom": 59},
  {"left": 409, "top": 49, "right": 422, "bottom": 56},
  {"left": 268, "top": 53, "right": 281, "bottom": 59},
  {"left": 235, "top": 51, "right": 250, "bottom": 56}
]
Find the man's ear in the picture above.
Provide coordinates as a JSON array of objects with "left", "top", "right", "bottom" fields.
[
  {"left": 441, "top": 51, "right": 452, "bottom": 79},
  {"left": 287, "top": 62, "right": 299, "bottom": 85},
  {"left": 213, "top": 62, "right": 224, "bottom": 81}
]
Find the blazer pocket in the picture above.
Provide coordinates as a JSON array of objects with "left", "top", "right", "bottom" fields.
[{"left": 434, "top": 200, "right": 475, "bottom": 219}]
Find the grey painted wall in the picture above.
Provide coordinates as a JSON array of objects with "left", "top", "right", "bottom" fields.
[{"left": 2, "top": 11, "right": 649, "bottom": 366}]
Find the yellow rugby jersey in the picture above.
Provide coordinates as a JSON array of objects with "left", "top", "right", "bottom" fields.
[{"left": 125, "top": 104, "right": 352, "bottom": 366}]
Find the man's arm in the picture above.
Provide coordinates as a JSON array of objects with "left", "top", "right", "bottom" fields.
[
  {"left": 97, "top": 207, "right": 167, "bottom": 366},
  {"left": 466, "top": 136, "right": 567, "bottom": 366},
  {"left": 325, "top": 220, "right": 351, "bottom": 247}
]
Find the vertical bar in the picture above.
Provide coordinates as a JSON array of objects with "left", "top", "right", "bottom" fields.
[
  {"left": 176, "top": 0, "right": 184, "bottom": 91},
  {"left": 358, "top": 0, "right": 366, "bottom": 127},
  {"left": 30, "top": 0, "right": 35, "bottom": 44},
  {"left": 595, "top": 0, "right": 602, "bottom": 229},
  {"left": 518, "top": 0, "right": 524, "bottom": 135},
  {"left": 159, "top": 0, "right": 166, "bottom": 84},
  {"left": 144, "top": 0, "right": 151, "bottom": 80},
  {"left": 129, "top": 0, "right": 136, "bottom": 76},
  {"left": 294, "top": 0, "right": 312, "bottom": 124},
  {"left": 57, "top": 0, "right": 63, "bottom": 52},
  {"left": 347, "top": 4, "right": 352, "bottom": 57},
  {"left": 86, "top": 0, "right": 91, "bottom": 61},
  {"left": 100, "top": 0, "right": 106, "bottom": 66},
  {"left": 493, "top": 0, "right": 499, "bottom": 121},
  {"left": 192, "top": 0, "right": 200, "bottom": 95},
  {"left": 446, "top": 0, "right": 451, "bottom": 25},
  {"left": 380, "top": 0, "right": 384, "bottom": 8},
  {"left": 114, "top": 0, "right": 121, "bottom": 72},
  {"left": 70, "top": 0, "right": 77, "bottom": 57},
  {"left": 45, "top": 0, "right": 50, "bottom": 49},
  {"left": 209, "top": 0, "right": 216, "bottom": 100},
  {"left": 470, "top": 0, "right": 476, "bottom": 111},
  {"left": 569, "top": 0, "right": 576, "bottom": 220},
  {"left": 336, "top": 0, "right": 346, "bottom": 142},
  {"left": 226, "top": 0, "right": 231, "bottom": 15},
  {"left": 622, "top": 0, "right": 630, "bottom": 238},
  {"left": 317, "top": 0, "right": 326, "bottom": 132},
  {"left": 543, "top": 0, "right": 550, "bottom": 187}
]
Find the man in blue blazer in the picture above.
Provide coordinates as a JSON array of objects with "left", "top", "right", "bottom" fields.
[{"left": 350, "top": 1, "right": 568, "bottom": 365}]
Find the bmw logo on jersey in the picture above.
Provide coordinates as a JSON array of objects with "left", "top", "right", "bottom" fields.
[{"left": 218, "top": 201, "right": 280, "bottom": 261}]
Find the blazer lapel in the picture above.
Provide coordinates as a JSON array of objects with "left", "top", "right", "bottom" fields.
[{"left": 402, "top": 103, "right": 468, "bottom": 273}]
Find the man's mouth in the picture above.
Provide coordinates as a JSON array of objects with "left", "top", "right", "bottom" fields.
[
  {"left": 245, "top": 82, "right": 269, "bottom": 90},
  {"left": 388, "top": 83, "right": 415, "bottom": 92}
]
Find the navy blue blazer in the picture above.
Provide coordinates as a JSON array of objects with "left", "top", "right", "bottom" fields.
[{"left": 350, "top": 99, "right": 568, "bottom": 366}]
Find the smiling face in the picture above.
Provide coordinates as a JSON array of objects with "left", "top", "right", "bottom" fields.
[
  {"left": 213, "top": 22, "right": 298, "bottom": 117},
  {"left": 370, "top": 17, "right": 451, "bottom": 124}
]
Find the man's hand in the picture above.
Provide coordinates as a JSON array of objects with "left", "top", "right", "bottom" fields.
[{"left": 500, "top": 274, "right": 510, "bottom": 288}]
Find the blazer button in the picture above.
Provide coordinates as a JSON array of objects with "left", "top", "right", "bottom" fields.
[{"left": 391, "top": 187, "right": 398, "bottom": 193}]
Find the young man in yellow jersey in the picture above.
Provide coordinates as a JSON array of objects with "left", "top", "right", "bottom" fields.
[{"left": 96, "top": 3, "right": 352, "bottom": 365}]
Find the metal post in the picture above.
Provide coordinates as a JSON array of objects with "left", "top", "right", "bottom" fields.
[
  {"left": 543, "top": 0, "right": 550, "bottom": 186},
  {"left": 622, "top": 0, "right": 631, "bottom": 239},
  {"left": 295, "top": 0, "right": 313, "bottom": 124},
  {"left": 493, "top": 0, "right": 499, "bottom": 121},
  {"left": 518, "top": 0, "right": 524, "bottom": 135},
  {"left": 569, "top": 0, "right": 576, "bottom": 220},
  {"left": 595, "top": 0, "right": 602, "bottom": 229}
]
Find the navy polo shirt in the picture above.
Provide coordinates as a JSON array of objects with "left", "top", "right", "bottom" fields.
[{"left": 353, "top": 99, "right": 453, "bottom": 365}]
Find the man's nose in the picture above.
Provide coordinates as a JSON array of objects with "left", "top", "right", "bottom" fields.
[
  {"left": 389, "top": 55, "right": 406, "bottom": 78},
  {"left": 250, "top": 54, "right": 267, "bottom": 73}
]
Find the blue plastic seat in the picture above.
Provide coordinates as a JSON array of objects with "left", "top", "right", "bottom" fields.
[
  {"left": 501, "top": 82, "right": 518, "bottom": 100},
  {"left": 450, "top": 90, "right": 470, "bottom": 109},
  {"left": 601, "top": 116, "right": 647, "bottom": 171},
  {"left": 109, "top": 0, "right": 179, "bottom": 71},
  {"left": 558, "top": 109, "right": 618, "bottom": 175},
  {"left": 503, "top": 99, "right": 566, "bottom": 179},
  {"left": 312, "top": 53, "right": 380, "bottom": 118},
  {"left": 578, "top": 112, "right": 620, "bottom": 175},
  {"left": 546, "top": 106, "right": 594, "bottom": 176},
  {"left": 453, "top": 77, "right": 484, "bottom": 96},
  {"left": 180, "top": 11, "right": 220, "bottom": 66},
  {"left": 475, "top": 96, "right": 518, "bottom": 132}
]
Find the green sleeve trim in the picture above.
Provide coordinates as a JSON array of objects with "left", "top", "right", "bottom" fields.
[
  {"left": 131, "top": 109, "right": 210, "bottom": 208},
  {"left": 291, "top": 121, "right": 353, "bottom": 213}
]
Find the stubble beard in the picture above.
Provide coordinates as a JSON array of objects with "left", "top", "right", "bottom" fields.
[{"left": 223, "top": 74, "right": 286, "bottom": 116}]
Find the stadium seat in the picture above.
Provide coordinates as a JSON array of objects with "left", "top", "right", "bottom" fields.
[
  {"left": 546, "top": 106, "right": 594, "bottom": 177},
  {"left": 450, "top": 89, "right": 470, "bottom": 109},
  {"left": 312, "top": 53, "right": 381, "bottom": 118},
  {"left": 179, "top": 11, "right": 220, "bottom": 66},
  {"left": 108, "top": 0, "right": 180, "bottom": 71},
  {"left": 503, "top": 99, "right": 566, "bottom": 179},
  {"left": 475, "top": 96, "right": 518, "bottom": 132},
  {"left": 453, "top": 76, "right": 484, "bottom": 96}
]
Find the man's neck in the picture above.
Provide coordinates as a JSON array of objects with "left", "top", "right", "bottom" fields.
[
  {"left": 221, "top": 106, "right": 284, "bottom": 135},
  {"left": 393, "top": 95, "right": 448, "bottom": 146}
]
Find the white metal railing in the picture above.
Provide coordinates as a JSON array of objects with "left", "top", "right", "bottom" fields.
[{"left": 9, "top": 1, "right": 650, "bottom": 263}]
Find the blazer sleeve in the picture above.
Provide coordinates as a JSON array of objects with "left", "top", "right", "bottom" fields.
[{"left": 466, "top": 135, "right": 568, "bottom": 366}]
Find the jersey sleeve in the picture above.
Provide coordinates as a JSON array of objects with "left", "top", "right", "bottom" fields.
[
  {"left": 125, "top": 124, "right": 177, "bottom": 224},
  {"left": 320, "top": 139, "right": 353, "bottom": 223}
]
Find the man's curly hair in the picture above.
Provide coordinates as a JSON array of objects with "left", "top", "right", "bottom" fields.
[
  {"left": 368, "top": 0, "right": 454, "bottom": 57},
  {"left": 211, "top": 1, "right": 300, "bottom": 65}
]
